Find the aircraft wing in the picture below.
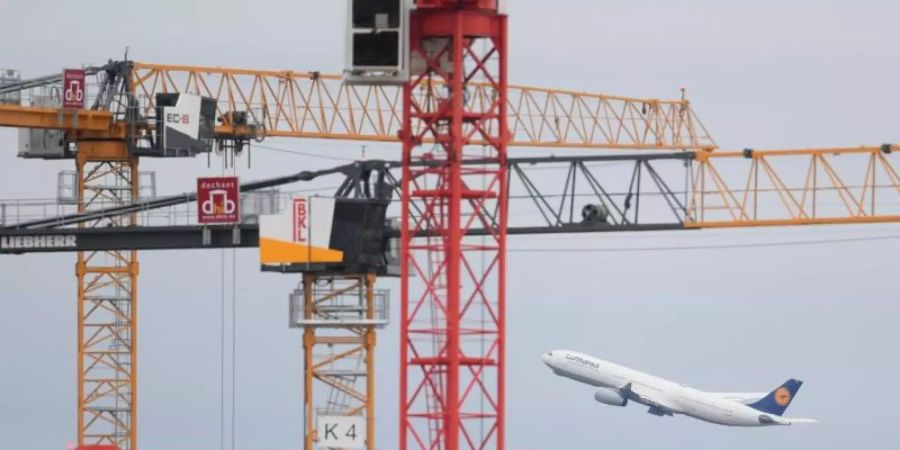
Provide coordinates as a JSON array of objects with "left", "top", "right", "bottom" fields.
[
  {"left": 710, "top": 392, "right": 768, "bottom": 404},
  {"left": 623, "top": 383, "right": 679, "bottom": 416}
]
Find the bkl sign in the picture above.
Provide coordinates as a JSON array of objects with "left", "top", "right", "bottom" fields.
[
  {"left": 197, "top": 177, "right": 240, "bottom": 224},
  {"left": 62, "top": 69, "right": 85, "bottom": 109},
  {"left": 292, "top": 198, "right": 308, "bottom": 242}
]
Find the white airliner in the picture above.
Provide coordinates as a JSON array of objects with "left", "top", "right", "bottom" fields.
[{"left": 542, "top": 350, "right": 816, "bottom": 426}]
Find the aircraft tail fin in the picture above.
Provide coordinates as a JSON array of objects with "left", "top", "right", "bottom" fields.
[{"left": 748, "top": 379, "right": 803, "bottom": 416}]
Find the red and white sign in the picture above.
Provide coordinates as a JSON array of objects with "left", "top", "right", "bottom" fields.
[
  {"left": 62, "top": 69, "right": 86, "bottom": 109},
  {"left": 292, "top": 198, "right": 308, "bottom": 242},
  {"left": 197, "top": 177, "right": 240, "bottom": 224}
]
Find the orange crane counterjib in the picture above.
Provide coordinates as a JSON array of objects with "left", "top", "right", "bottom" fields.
[
  {"left": 130, "top": 62, "right": 718, "bottom": 151},
  {"left": 0, "top": 104, "right": 116, "bottom": 133}
]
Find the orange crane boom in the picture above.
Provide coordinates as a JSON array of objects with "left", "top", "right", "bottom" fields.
[
  {"left": 10, "top": 62, "right": 895, "bottom": 230},
  {"left": 690, "top": 146, "right": 900, "bottom": 228},
  {"left": 130, "top": 63, "right": 717, "bottom": 151}
]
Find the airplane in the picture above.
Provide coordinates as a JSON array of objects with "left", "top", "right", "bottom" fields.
[{"left": 541, "top": 350, "right": 817, "bottom": 427}]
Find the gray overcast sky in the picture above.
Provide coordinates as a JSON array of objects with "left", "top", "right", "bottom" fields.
[{"left": 1, "top": 1, "right": 899, "bottom": 449}]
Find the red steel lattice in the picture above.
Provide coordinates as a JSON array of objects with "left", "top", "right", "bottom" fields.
[{"left": 401, "top": 5, "right": 508, "bottom": 450}]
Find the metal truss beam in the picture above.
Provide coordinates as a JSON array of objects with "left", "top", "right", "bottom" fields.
[
  {"left": 298, "top": 273, "right": 383, "bottom": 450},
  {"left": 3, "top": 162, "right": 385, "bottom": 230},
  {"left": 3, "top": 147, "right": 899, "bottom": 256},
  {"left": 400, "top": 8, "right": 509, "bottom": 450},
  {"left": 76, "top": 145, "right": 138, "bottom": 450},
  {"left": 690, "top": 146, "right": 900, "bottom": 227},
  {"left": 1, "top": 60, "right": 714, "bottom": 152},
  {"left": 129, "top": 62, "right": 714, "bottom": 151}
]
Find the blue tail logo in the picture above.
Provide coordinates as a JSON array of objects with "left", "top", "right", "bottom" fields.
[{"left": 749, "top": 379, "right": 803, "bottom": 416}]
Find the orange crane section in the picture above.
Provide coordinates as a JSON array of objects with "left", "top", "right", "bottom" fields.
[
  {"left": 0, "top": 104, "right": 117, "bottom": 133},
  {"left": 691, "top": 146, "right": 900, "bottom": 228},
  {"left": 130, "top": 62, "right": 717, "bottom": 151},
  {"left": 125, "top": 62, "right": 900, "bottom": 230}
]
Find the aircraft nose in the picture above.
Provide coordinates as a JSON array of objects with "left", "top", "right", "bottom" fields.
[{"left": 541, "top": 351, "right": 554, "bottom": 367}]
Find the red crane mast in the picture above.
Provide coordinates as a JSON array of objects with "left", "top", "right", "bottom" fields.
[{"left": 401, "top": 2, "right": 508, "bottom": 449}]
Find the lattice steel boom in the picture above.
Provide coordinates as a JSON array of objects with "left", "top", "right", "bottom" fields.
[
  {"left": 690, "top": 146, "right": 900, "bottom": 227},
  {"left": 129, "top": 62, "right": 715, "bottom": 151}
]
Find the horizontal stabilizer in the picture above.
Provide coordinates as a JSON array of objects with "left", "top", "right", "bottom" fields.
[
  {"left": 784, "top": 418, "right": 818, "bottom": 425},
  {"left": 762, "top": 415, "right": 818, "bottom": 425}
]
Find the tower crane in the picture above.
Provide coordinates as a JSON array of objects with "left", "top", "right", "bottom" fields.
[
  {"left": 0, "top": 57, "right": 717, "bottom": 450},
  {"left": 0, "top": 1, "right": 898, "bottom": 449}
]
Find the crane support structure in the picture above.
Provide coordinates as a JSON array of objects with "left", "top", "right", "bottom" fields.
[
  {"left": 0, "top": 62, "right": 141, "bottom": 449},
  {"left": 129, "top": 63, "right": 715, "bottom": 151},
  {"left": 400, "top": 4, "right": 508, "bottom": 450},
  {"left": 294, "top": 273, "right": 385, "bottom": 450},
  {"left": 75, "top": 143, "right": 139, "bottom": 450}
]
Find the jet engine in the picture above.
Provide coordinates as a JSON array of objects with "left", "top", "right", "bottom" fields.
[{"left": 594, "top": 388, "right": 628, "bottom": 407}]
